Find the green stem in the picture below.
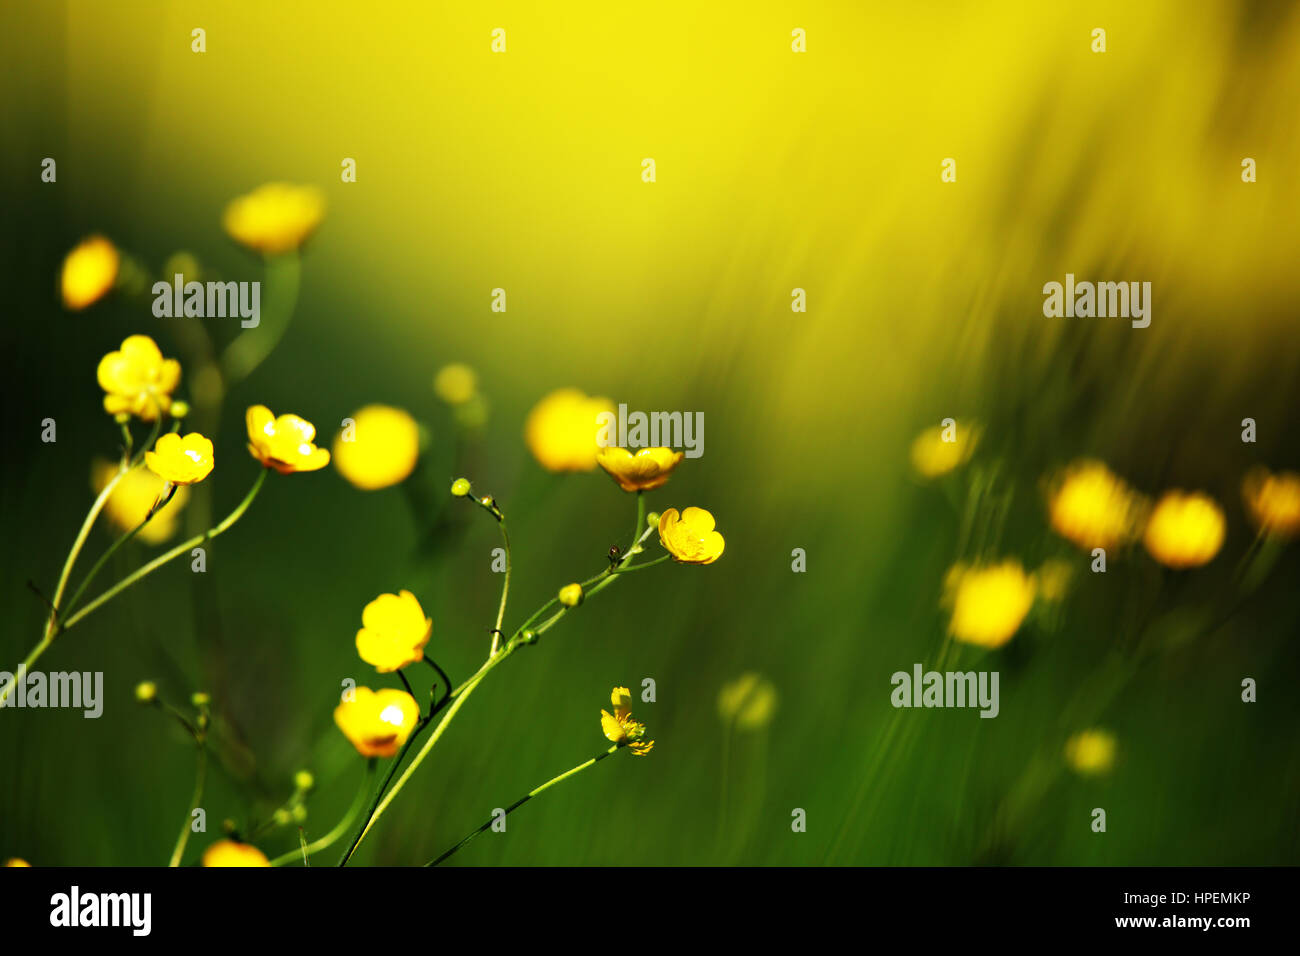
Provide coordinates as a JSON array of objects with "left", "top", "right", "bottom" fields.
[
  {"left": 168, "top": 742, "right": 208, "bottom": 867},
  {"left": 270, "top": 761, "right": 375, "bottom": 867},
  {"left": 490, "top": 518, "right": 511, "bottom": 656},
  {"left": 425, "top": 745, "right": 620, "bottom": 866},
  {"left": 59, "top": 469, "right": 268, "bottom": 634},
  {"left": 220, "top": 252, "right": 301, "bottom": 384}
]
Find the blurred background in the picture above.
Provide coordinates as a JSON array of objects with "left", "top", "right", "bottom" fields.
[{"left": 2, "top": 0, "right": 1299, "bottom": 865}]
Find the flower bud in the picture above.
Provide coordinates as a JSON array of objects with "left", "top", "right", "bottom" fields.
[
  {"left": 294, "top": 770, "right": 315, "bottom": 791},
  {"left": 451, "top": 478, "right": 471, "bottom": 497},
  {"left": 170, "top": 400, "right": 190, "bottom": 418},
  {"left": 646, "top": 512, "right": 661, "bottom": 528},
  {"left": 558, "top": 583, "right": 584, "bottom": 607},
  {"left": 134, "top": 681, "right": 157, "bottom": 703}
]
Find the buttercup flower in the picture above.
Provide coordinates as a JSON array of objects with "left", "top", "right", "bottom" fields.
[
  {"left": 600, "top": 686, "right": 654, "bottom": 755},
  {"left": 145, "top": 433, "right": 215, "bottom": 485},
  {"left": 332, "top": 404, "right": 420, "bottom": 490},
  {"left": 910, "top": 421, "right": 980, "bottom": 478},
  {"left": 97, "top": 335, "right": 181, "bottom": 421},
  {"left": 3, "top": 858, "right": 31, "bottom": 867},
  {"left": 93, "top": 459, "right": 189, "bottom": 544},
  {"left": 597, "top": 446, "right": 685, "bottom": 492},
  {"left": 355, "top": 590, "right": 432, "bottom": 672},
  {"left": 524, "top": 388, "right": 615, "bottom": 472},
  {"left": 201, "top": 840, "right": 270, "bottom": 868},
  {"left": 434, "top": 363, "right": 478, "bottom": 405},
  {"left": 1064, "top": 729, "right": 1117, "bottom": 776},
  {"left": 717, "top": 673, "right": 778, "bottom": 731},
  {"left": 1047, "top": 460, "right": 1147, "bottom": 551},
  {"left": 1143, "top": 491, "right": 1225, "bottom": 569},
  {"left": 61, "top": 236, "right": 120, "bottom": 310},
  {"left": 222, "top": 183, "right": 325, "bottom": 256},
  {"left": 657, "top": 507, "right": 725, "bottom": 564},
  {"left": 1242, "top": 468, "right": 1300, "bottom": 539},
  {"left": 246, "top": 405, "right": 330, "bottom": 474},
  {"left": 944, "top": 560, "right": 1036, "bottom": 648},
  {"left": 334, "top": 687, "right": 420, "bottom": 758}
]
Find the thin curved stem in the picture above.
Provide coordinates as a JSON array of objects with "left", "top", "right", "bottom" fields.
[
  {"left": 426, "top": 745, "right": 621, "bottom": 866},
  {"left": 62, "top": 483, "right": 176, "bottom": 619},
  {"left": 168, "top": 742, "right": 208, "bottom": 867},
  {"left": 270, "top": 761, "right": 375, "bottom": 867},
  {"left": 220, "top": 252, "right": 301, "bottom": 384}
]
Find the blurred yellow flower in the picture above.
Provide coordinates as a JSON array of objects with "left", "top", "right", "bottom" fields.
[
  {"left": 596, "top": 446, "right": 684, "bottom": 492},
  {"left": 97, "top": 334, "right": 181, "bottom": 421},
  {"left": 910, "top": 421, "right": 979, "bottom": 478},
  {"left": 944, "top": 560, "right": 1036, "bottom": 648},
  {"left": 201, "top": 840, "right": 270, "bottom": 867},
  {"left": 717, "top": 673, "right": 778, "bottom": 730},
  {"left": 524, "top": 388, "right": 615, "bottom": 472},
  {"left": 145, "top": 433, "right": 215, "bottom": 485},
  {"left": 334, "top": 687, "right": 420, "bottom": 758},
  {"left": 1064, "top": 729, "right": 1117, "bottom": 776},
  {"left": 332, "top": 404, "right": 420, "bottom": 490},
  {"left": 92, "top": 459, "right": 189, "bottom": 543},
  {"left": 433, "top": 363, "right": 478, "bottom": 405},
  {"left": 1047, "top": 460, "right": 1146, "bottom": 551},
  {"left": 61, "top": 236, "right": 119, "bottom": 310},
  {"left": 600, "top": 686, "right": 654, "bottom": 756},
  {"left": 246, "top": 405, "right": 330, "bottom": 474},
  {"left": 658, "top": 507, "right": 725, "bottom": 564},
  {"left": 1034, "top": 558, "right": 1073, "bottom": 603},
  {"left": 355, "top": 590, "right": 432, "bottom": 672},
  {"left": 222, "top": 183, "right": 325, "bottom": 256},
  {"left": 1143, "top": 491, "right": 1225, "bottom": 569},
  {"left": 3, "top": 858, "right": 31, "bottom": 867},
  {"left": 1242, "top": 468, "right": 1300, "bottom": 539}
]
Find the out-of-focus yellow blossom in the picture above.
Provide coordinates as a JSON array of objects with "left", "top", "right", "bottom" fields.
[
  {"left": 92, "top": 459, "right": 189, "bottom": 544},
  {"left": 657, "top": 507, "right": 725, "bottom": 564},
  {"left": 1034, "top": 558, "right": 1073, "bottom": 603},
  {"left": 600, "top": 686, "right": 654, "bottom": 756},
  {"left": 334, "top": 687, "right": 420, "bottom": 758},
  {"left": 222, "top": 183, "right": 325, "bottom": 256},
  {"left": 909, "top": 421, "right": 980, "bottom": 478},
  {"left": 201, "top": 840, "right": 271, "bottom": 868},
  {"left": 145, "top": 433, "right": 215, "bottom": 485},
  {"left": 434, "top": 364, "right": 478, "bottom": 405},
  {"left": 97, "top": 335, "right": 181, "bottom": 421},
  {"left": 1242, "top": 468, "right": 1300, "bottom": 539},
  {"left": 3, "top": 858, "right": 31, "bottom": 867},
  {"left": 717, "top": 673, "right": 778, "bottom": 730},
  {"left": 1143, "top": 491, "right": 1226, "bottom": 569},
  {"left": 134, "top": 681, "right": 157, "bottom": 702},
  {"left": 332, "top": 404, "right": 420, "bottom": 490},
  {"left": 524, "top": 388, "right": 615, "bottom": 472},
  {"left": 1047, "top": 460, "right": 1147, "bottom": 551},
  {"left": 944, "top": 560, "right": 1036, "bottom": 648},
  {"left": 355, "top": 590, "right": 432, "bottom": 672},
  {"left": 1064, "top": 729, "right": 1117, "bottom": 776},
  {"left": 61, "top": 236, "right": 119, "bottom": 310},
  {"left": 596, "top": 446, "right": 685, "bottom": 492},
  {"left": 246, "top": 405, "right": 330, "bottom": 474}
]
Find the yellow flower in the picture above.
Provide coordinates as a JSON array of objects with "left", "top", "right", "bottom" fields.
[
  {"left": 92, "top": 459, "right": 189, "bottom": 544},
  {"left": 201, "top": 840, "right": 271, "bottom": 868},
  {"left": 1047, "top": 460, "right": 1147, "bottom": 551},
  {"left": 910, "top": 421, "right": 980, "bottom": 478},
  {"left": 600, "top": 686, "right": 654, "bottom": 756},
  {"left": 145, "top": 433, "right": 215, "bottom": 485},
  {"left": 61, "top": 236, "right": 120, "bottom": 310},
  {"left": 246, "top": 405, "right": 330, "bottom": 474},
  {"left": 596, "top": 446, "right": 685, "bottom": 492},
  {"left": 657, "top": 507, "right": 725, "bottom": 564},
  {"left": 1064, "top": 729, "right": 1117, "bottom": 776},
  {"left": 3, "top": 858, "right": 31, "bottom": 867},
  {"left": 334, "top": 687, "right": 420, "bottom": 758},
  {"left": 434, "top": 363, "right": 479, "bottom": 405},
  {"left": 1034, "top": 558, "right": 1073, "bottom": 603},
  {"left": 355, "top": 590, "right": 432, "bottom": 672},
  {"left": 524, "top": 388, "right": 615, "bottom": 472},
  {"left": 1242, "top": 468, "right": 1300, "bottom": 539},
  {"left": 558, "top": 583, "right": 584, "bottom": 607},
  {"left": 332, "top": 405, "right": 420, "bottom": 490},
  {"left": 717, "top": 673, "right": 778, "bottom": 730},
  {"left": 97, "top": 335, "right": 181, "bottom": 421},
  {"left": 1143, "top": 491, "right": 1226, "bottom": 569},
  {"left": 944, "top": 560, "right": 1036, "bottom": 648},
  {"left": 222, "top": 183, "right": 325, "bottom": 256}
]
